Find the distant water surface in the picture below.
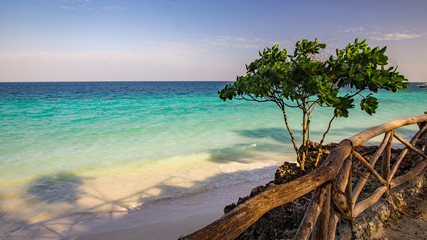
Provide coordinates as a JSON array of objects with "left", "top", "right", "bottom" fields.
[{"left": 0, "top": 81, "right": 425, "bottom": 238}]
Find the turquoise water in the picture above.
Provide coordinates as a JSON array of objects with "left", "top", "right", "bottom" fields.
[
  {"left": 0, "top": 82, "right": 289, "bottom": 181},
  {"left": 0, "top": 81, "right": 425, "bottom": 237}
]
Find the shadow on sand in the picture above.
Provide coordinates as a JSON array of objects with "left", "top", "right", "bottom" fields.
[
  {"left": 27, "top": 172, "right": 84, "bottom": 204},
  {"left": 9, "top": 162, "right": 281, "bottom": 239},
  {"left": 0, "top": 195, "right": 29, "bottom": 240}
]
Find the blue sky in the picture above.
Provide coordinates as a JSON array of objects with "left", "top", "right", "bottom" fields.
[{"left": 1, "top": 0, "right": 426, "bottom": 82}]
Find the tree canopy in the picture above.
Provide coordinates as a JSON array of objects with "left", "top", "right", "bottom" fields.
[{"left": 219, "top": 38, "right": 408, "bottom": 170}]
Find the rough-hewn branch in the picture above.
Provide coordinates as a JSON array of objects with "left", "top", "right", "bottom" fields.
[
  {"left": 327, "top": 156, "right": 352, "bottom": 240},
  {"left": 353, "top": 152, "right": 427, "bottom": 217},
  {"left": 352, "top": 151, "right": 387, "bottom": 185},
  {"left": 390, "top": 161, "right": 427, "bottom": 189},
  {"left": 382, "top": 131, "right": 392, "bottom": 197},
  {"left": 349, "top": 114, "right": 427, "bottom": 147},
  {"left": 295, "top": 184, "right": 329, "bottom": 240},
  {"left": 425, "top": 122, "right": 427, "bottom": 155},
  {"left": 390, "top": 124, "right": 427, "bottom": 180},
  {"left": 313, "top": 183, "right": 331, "bottom": 240},
  {"left": 327, "top": 213, "right": 339, "bottom": 240},
  {"left": 353, "top": 186, "right": 387, "bottom": 217},
  {"left": 352, "top": 131, "right": 392, "bottom": 203},
  {"left": 393, "top": 131, "right": 427, "bottom": 159}
]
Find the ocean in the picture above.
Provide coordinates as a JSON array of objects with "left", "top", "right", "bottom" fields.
[{"left": 0, "top": 81, "right": 425, "bottom": 238}]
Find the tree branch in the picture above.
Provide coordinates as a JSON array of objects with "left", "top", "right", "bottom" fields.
[
  {"left": 283, "top": 102, "right": 300, "bottom": 108},
  {"left": 243, "top": 95, "right": 269, "bottom": 103},
  {"left": 282, "top": 107, "right": 299, "bottom": 154},
  {"left": 308, "top": 100, "right": 320, "bottom": 114},
  {"left": 319, "top": 115, "right": 336, "bottom": 146},
  {"left": 347, "top": 89, "right": 364, "bottom": 99}
]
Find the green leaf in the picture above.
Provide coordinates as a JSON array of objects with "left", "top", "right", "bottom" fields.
[
  {"left": 353, "top": 74, "right": 364, "bottom": 82},
  {"left": 360, "top": 96, "right": 378, "bottom": 115},
  {"left": 366, "top": 68, "right": 372, "bottom": 78},
  {"left": 349, "top": 65, "right": 356, "bottom": 76}
]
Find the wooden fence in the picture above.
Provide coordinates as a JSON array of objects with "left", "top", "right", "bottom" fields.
[{"left": 180, "top": 114, "right": 427, "bottom": 240}]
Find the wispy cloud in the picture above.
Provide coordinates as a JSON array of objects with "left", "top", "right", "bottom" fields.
[
  {"left": 100, "top": 6, "right": 124, "bottom": 11},
  {"left": 58, "top": 6, "right": 77, "bottom": 10},
  {"left": 56, "top": 0, "right": 92, "bottom": 10},
  {"left": 344, "top": 25, "right": 423, "bottom": 41},
  {"left": 57, "top": 1, "right": 125, "bottom": 11},
  {"left": 205, "top": 36, "right": 269, "bottom": 49},
  {"left": 369, "top": 32, "right": 421, "bottom": 41},
  {"left": 344, "top": 26, "right": 364, "bottom": 33}
]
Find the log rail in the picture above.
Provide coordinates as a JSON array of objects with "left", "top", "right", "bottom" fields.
[{"left": 180, "top": 114, "right": 427, "bottom": 240}]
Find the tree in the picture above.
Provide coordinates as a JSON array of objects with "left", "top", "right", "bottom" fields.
[{"left": 219, "top": 38, "right": 408, "bottom": 171}]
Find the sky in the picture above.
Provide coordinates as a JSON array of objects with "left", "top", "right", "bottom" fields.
[{"left": 0, "top": 0, "right": 426, "bottom": 82}]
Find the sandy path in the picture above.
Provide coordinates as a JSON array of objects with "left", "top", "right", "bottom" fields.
[{"left": 373, "top": 188, "right": 427, "bottom": 240}]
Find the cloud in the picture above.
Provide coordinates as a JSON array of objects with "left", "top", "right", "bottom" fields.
[
  {"left": 57, "top": 0, "right": 91, "bottom": 10},
  {"left": 344, "top": 26, "right": 423, "bottom": 41},
  {"left": 57, "top": 1, "right": 125, "bottom": 11},
  {"left": 344, "top": 26, "right": 364, "bottom": 33},
  {"left": 58, "top": 6, "right": 77, "bottom": 10},
  {"left": 205, "top": 36, "right": 269, "bottom": 49},
  {"left": 369, "top": 32, "right": 421, "bottom": 41},
  {"left": 100, "top": 6, "right": 124, "bottom": 11}
]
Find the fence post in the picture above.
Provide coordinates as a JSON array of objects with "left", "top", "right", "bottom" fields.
[
  {"left": 382, "top": 130, "right": 392, "bottom": 197},
  {"left": 327, "top": 155, "right": 352, "bottom": 240},
  {"left": 313, "top": 183, "right": 331, "bottom": 240},
  {"left": 424, "top": 116, "right": 427, "bottom": 155},
  {"left": 294, "top": 184, "right": 328, "bottom": 240}
]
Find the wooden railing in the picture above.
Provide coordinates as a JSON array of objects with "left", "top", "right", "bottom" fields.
[{"left": 180, "top": 114, "right": 427, "bottom": 240}]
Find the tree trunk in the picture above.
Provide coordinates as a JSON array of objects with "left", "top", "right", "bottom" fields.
[{"left": 282, "top": 108, "right": 299, "bottom": 155}]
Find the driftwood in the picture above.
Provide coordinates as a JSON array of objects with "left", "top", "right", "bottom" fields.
[
  {"left": 353, "top": 186, "right": 387, "bottom": 217},
  {"left": 348, "top": 114, "right": 427, "bottom": 146},
  {"left": 294, "top": 184, "right": 328, "bottom": 240},
  {"left": 382, "top": 132, "right": 392, "bottom": 197},
  {"left": 393, "top": 131, "right": 427, "bottom": 159},
  {"left": 312, "top": 183, "right": 331, "bottom": 240},
  {"left": 352, "top": 151, "right": 387, "bottom": 185},
  {"left": 327, "top": 156, "right": 352, "bottom": 240},
  {"left": 352, "top": 131, "right": 391, "bottom": 204},
  {"left": 180, "top": 114, "right": 427, "bottom": 240},
  {"left": 391, "top": 161, "right": 427, "bottom": 188},
  {"left": 389, "top": 124, "right": 427, "bottom": 180}
]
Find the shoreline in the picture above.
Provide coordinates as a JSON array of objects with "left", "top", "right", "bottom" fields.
[{"left": 59, "top": 166, "right": 280, "bottom": 240}]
